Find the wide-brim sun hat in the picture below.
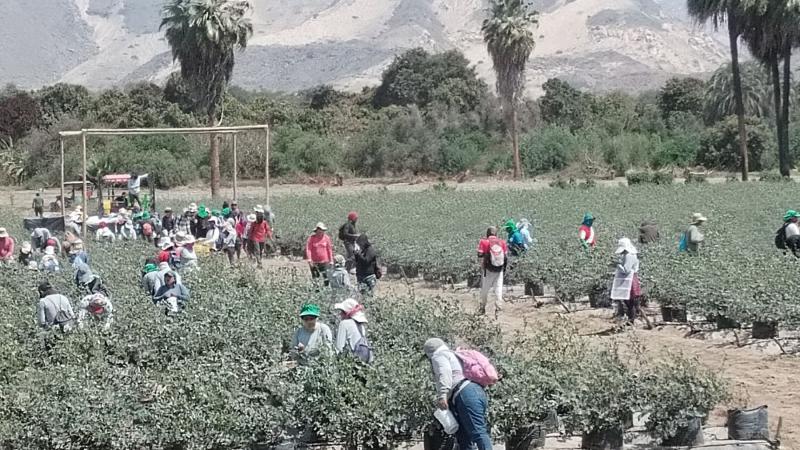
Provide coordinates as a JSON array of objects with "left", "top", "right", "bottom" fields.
[
  {"left": 334, "top": 254, "right": 346, "bottom": 267},
  {"left": 188, "top": 203, "right": 198, "bottom": 213},
  {"left": 615, "top": 237, "right": 637, "bottom": 255},
  {"left": 247, "top": 214, "right": 256, "bottom": 222},
  {"left": 314, "top": 222, "right": 328, "bottom": 231},
  {"left": 784, "top": 210, "right": 800, "bottom": 222},
  {"left": 334, "top": 298, "right": 367, "bottom": 323},
  {"left": 44, "top": 246, "right": 55, "bottom": 256},
  {"left": 0, "top": 228, "right": 8, "bottom": 238},
  {"left": 254, "top": 204, "right": 265, "bottom": 213},
  {"left": 299, "top": 304, "right": 321, "bottom": 318},
  {"left": 21, "top": 242, "right": 32, "bottom": 253},
  {"left": 159, "top": 237, "right": 174, "bottom": 249},
  {"left": 691, "top": 213, "right": 708, "bottom": 224},
  {"left": 69, "top": 239, "right": 84, "bottom": 253}
]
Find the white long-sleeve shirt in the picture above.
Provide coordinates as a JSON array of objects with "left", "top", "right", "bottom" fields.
[
  {"left": 128, "top": 174, "right": 148, "bottom": 195},
  {"left": 335, "top": 319, "right": 366, "bottom": 353},
  {"left": 429, "top": 346, "right": 464, "bottom": 401}
]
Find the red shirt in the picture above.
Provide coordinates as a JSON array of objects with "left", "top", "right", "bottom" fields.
[
  {"left": 235, "top": 221, "right": 246, "bottom": 238},
  {"left": 477, "top": 236, "right": 508, "bottom": 256},
  {"left": 306, "top": 233, "right": 334, "bottom": 264},
  {"left": 0, "top": 237, "right": 13, "bottom": 259},
  {"left": 249, "top": 220, "right": 271, "bottom": 243},
  {"left": 579, "top": 225, "right": 596, "bottom": 247}
]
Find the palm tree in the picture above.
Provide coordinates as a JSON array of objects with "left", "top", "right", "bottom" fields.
[
  {"left": 704, "top": 61, "right": 773, "bottom": 123},
  {"left": 743, "top": 0, "right": 800, "bottom": 177},
  {"left": 161, "top": 0, "right": 253, "bottom": 198},
  {"left": 482, "top": 0, "right": 538, "bottom": 179},
  {"left": 687, "top": 0, "right": 750, "bottom": 179}
]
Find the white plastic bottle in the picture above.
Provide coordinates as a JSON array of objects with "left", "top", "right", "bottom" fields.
[{"left": 434, "top": 409, "right": 460, "bottom": 435}]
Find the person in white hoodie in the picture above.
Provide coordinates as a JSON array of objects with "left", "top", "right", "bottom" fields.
[
  {"left": 423, "top": 338, "right": 492, "bottom": 450},
  {"left": 610, "top": 237, "right": 641, "bottom": 323}
]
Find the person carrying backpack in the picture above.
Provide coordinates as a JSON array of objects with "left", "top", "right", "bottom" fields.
[
  {"left": 333, "top": 298, "right": 374, "bottom": 363},
  {"left": 683, "top": 213, "right": 707, "bottom": 254},
  {"left": 503, "top": 220, "right": 526, "bottom": 256},
  {"left": 339, "top": 211, "right": 360, "bottom": 273},
  {"left": 476, "top": 226, "right": 507, "bottom": 317},
  {"left": 423, "top": 338, "right": 493, "bottom": 450}
]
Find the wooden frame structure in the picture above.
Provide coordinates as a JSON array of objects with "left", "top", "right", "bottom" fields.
[{"left": 58, "top": 124, "right": 270, "bottom": 235}]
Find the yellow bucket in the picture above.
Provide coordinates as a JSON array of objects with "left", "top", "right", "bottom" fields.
[
  {"left": 194, "top": 242, "right": 212, "bottom": 256},
  {"left": 102, "top": 199, "right": 112, "bottom": 215}
]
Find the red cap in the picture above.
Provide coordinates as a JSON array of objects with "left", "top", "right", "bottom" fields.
[
  {"left": 348, "top": 211, "right": 358, "bottom": 221},
  {"left": 158, "top": 251, "right": 170, "bottom": 263},
  {"left": 46, "top": 239, "right": 56, "bottom": 247}
]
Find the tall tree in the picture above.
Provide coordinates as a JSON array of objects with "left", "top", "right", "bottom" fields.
[
  {"left": 743, "top": 0, "right": 800, "bottom": 177},
  {"left": 687, "top": 0, "right": 750, "bottom": 180},
  {"left": 161, "top": 0, "right": 253, "bottom": 198},
  {"left": 482, "top": 0, "right": 538, "bottom": 179}
]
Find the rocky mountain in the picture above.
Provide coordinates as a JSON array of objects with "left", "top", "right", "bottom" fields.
[{"left": 1, "top": 0, "right": 730, "bottom": 96}]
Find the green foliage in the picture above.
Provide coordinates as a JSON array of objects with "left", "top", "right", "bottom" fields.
[
  {"left": 520, "top": 126, "right": 576, "bottom": 175},
  {"left": 705, "top": 62, "right": 773, "bottom": 123},
  {"left": 539, "top": 79, "right": 594, "bottom": 131},
  {"left": 626, "top": 171, "right": 673, "bottom": 186},
  {"left": 373, "top": 49, "right": 488, "bottom": 112},
  {"left": 658, "top": 77, "right": 705, "bottom": 119},
  {"left": 437, "top": 128, "right": 488, "bottom": 174},
  {"left": 96, "top": 135, "right": 200, "bottom": 188},
  {"left": 697, "top": 115, "right": 774, "bottom": 171},
  {"left": 35, "top": 83, "right": 91, "bottom": 126},
  {"left": 271, "top": 127, "right": 343, "bottom": 176},
  {"left": 0, "top": 91, "right": 41, "bottom": 141}
]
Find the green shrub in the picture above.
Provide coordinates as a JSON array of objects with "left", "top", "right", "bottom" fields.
[
  {"left": 684, "top": 173, "right": 707, "bottom": 184},
  {"left": 436, "top": 129, "right": 487, "bottom": 174},
  {"left": 520, "top": 126, "right": 576, "bottom": 175},
  {"left": 627, "top": 171, "right": 673, "bottom": 186},
  {"left": 271, "top": 127, "right": 342, "bottom": 176},
  {"left": 759, "top": 170, "right": 793, "bottom": 182},
  {"left": 697, "top": 116, "right": 773, "bottom": 171}
]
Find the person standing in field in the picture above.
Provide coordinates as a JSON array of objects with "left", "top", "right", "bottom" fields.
[
  {"left": 222, "top": 219, "right": 238, "bottom": 265},
  {"left": 306, "top": 222, "right": 334, "bottom": 287},
  {"left": 32, "top": 192, "right": 44, "bottom": 217},
  {"left": 503, "top": 220, "right": 526, "bottom": 256},
  {"left": 153, "top": 271, "right": 190, "bottom": 315},
  {"left": 290, "top": 304, "right": 333, "bottom": 365},
  {"left": 330, "top": 255, "right": 355, "bottom": 301},
  {"left": 517, "top": 218, "right": 534, "bottom": 247},
  {"left": 423, "top": 338, "right": 492, "bottom": 450},
  {"left": 579, "top": 213, "right": 596, "bottom": 251},
  {"left": 249, "top": 209, "right": 272, "bottom": 267},
  {"left": 354, "top": 234, "right": 381, "bottom": 298},
  {"left": 127, "top": 172, "right": 148, "bottom": 208},
  {"left": 339, "top": 211, "right": 360, "bottom": 273},
  {"left": 682, "top": 213, "right": 707, "bottom": 254},
  {"left": 477, "top": 226, "right": 507, "bottom": 317},
  {"left": 333, "top": 298, "right": 373, "bottom": 363},
  {"left": 610, "top": 238, "right": 641, "bottom": 324}
]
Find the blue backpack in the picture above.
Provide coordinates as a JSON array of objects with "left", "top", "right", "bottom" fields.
[{"left": 678, "top": 232, "right": 688, "bottom": 252}]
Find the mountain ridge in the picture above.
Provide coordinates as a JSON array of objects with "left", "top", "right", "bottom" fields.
[{"left": 2, "top": 0, "right": 730, "bottom": 96}]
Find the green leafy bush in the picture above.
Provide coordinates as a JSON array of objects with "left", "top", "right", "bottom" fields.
[{"left": 520, "top": 126, "right": 576, "bottom": 175}]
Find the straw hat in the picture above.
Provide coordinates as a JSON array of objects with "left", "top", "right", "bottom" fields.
[
  {"left": 247, "top": 214, "right": 256, "bottom": 223},
  {"left": 21, "top": 242, "right": 32, "bottom": 254},
  {"left": 188, "top": 202, "right": 198, "bottom": 213},
  {"left": 69, "top": 239, "right": 84, "bottom": 253},
  {"left": 159, "top": 236, "right": 174, "bottom": 250},
  {"left": 0, "top": 228, "right": 8, "bottom": 238},
  {"left": 690, "top": 213, "right": 707, "bottom": 224}
]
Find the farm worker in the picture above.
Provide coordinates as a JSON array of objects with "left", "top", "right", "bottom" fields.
[
  {"left": 153, "top": 271, "right": 190, "bottom": 315},
  {"left": 230, "top": 201, "right": 242, "bottom": 221},
  {"left": 156, "top": 261, "right": 182, "bottom": 291},
  {"left": 306, "top": 222, "right": 334, "bottom": 287},
  {"left": 117, "top": 209, "right": 136, "bottom": 240},
  {"left": 161, "top": 207, "right": 176, "bottom": 234},
  {"left": 517, "top": 218, "right": 534, "bottom": 247},
  {"left": 77, "top": 292, "right": 113, "bottom": 330},
  {"left": 222, "top": 220, "right": 237, "bottom": 265},
  {"left": 18, "top": 241, "right": 33, "bottom": 267},
  {"left": 0, "top": 228, "right": 14, "bottom": 262},
  {"left": 503, "top": 220, "right": 526, "bottom": 256},
  {"left": 32, "top": 192, "right": 44, "bottom": 217},
  {"left": 141, "top": 262, "right": 160, "bottom": 297},
  {"left": 67, "top": 239, "right": 89, "bottom": 265},
  {"left": 354, "top": 234, "right": 381, "bottom": 298},
  {"left": 476, "top": 226, "right": 507, "bottom": 317},
  {"left": 176, "top": 207, "right": 193, "bottom": 237},
  {"left": 339, "top": 211, "right": 360, "bottom": 272},
  {"left": 37, "top": 281, "right": 76, "bottom": 332},
  {"left": 157, "top": 236, "right": 175, "bottom": 266},
  {"left": 235, "top": 215, "right": 248, "bottom": 259},
  {"left": 780, "top": 210, "right": 800, "bottom": 257},
  {"left": 201, "top": 215, "right": 220, "bottom": 248},
  {"left": 72, "top": 256, "right": 104, "bottom": 295},
  {"left": 638, "top": 219, "right": 659, "bottom": 244},
  {"left": 95, "top": 222, "right": 115, "bottom": 242},
  {"left": 194, "top": 204, "right": 210, "bottom": 239},
  {"left": 579, "top": 213, "right": 596, "bottom": 250},
  {"left": 249, "top": 208, "right": 272, "bottom": 267},
  {"left": 175, "top": 232, "right": 198, "bottom": 271},
  {"left": 138, "top": 211, "right": 155, "bottom": 243},
  {"left": 333, "top": 298, "right": 374, "bottom": 362},
  {"left": 255, "top": 204, "right": 275, "bottom": 227},
  {"left": 290, "top": 303, "right": 333, "bottom": 364},
  {"left": 31, "top": 227, "right": 51, "bottom": 251},
  {"left": 127, "top": 172, "right": 148, "bottom": 208},
  {"left": 685, "top": 213, "right": 707, "bottom": 254},
  {"left": 610, "top": 238, "right": 641, "bottom": 323},
  {"left": 40, "top": 246, "right": 61, "bottom": 273},
  {"left": 330, "top": 255, "right": 355, "bottom": 301},
  {"left": 423, "top": 338, "right": 492, "bottom": 450},
  {"left": 66, "top": 205, "right": 83, "bottom": 237}
]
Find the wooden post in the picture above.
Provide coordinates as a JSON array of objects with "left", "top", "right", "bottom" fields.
[
  {"left": 81, "top": 132, "right": 88, "bottom": 237},
  {"left": 60, "top": 138, "right": 66, "bottom": 228},
  {"left": 264, "top": 125, "right": 270, "bottom": 205},
  {"left": 233, "top": 133, "right": 238, "bottom": 202}
]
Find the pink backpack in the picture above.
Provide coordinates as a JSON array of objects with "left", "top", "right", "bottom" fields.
[{"left": 455, "top": 348, "right": 499, "bottom": 387}]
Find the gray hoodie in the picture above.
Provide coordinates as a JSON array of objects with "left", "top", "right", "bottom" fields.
[{"left": 424, "top": 338, "right": 464, "bottom": 401}]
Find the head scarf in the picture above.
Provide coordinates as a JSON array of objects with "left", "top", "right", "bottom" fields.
[
  {"left": 503, "top": 219, "right": 517, "bottom": 233},
  {"left": 582, "top": 213, "right": 594, "bottom": 226},
  {"left": 784, "top": 210, "right": 799, "bottom": 222},
  {"left": 348, "top": 211, "right": 358, "bottom": 222},
  {"left": 334, "top": 298, "right": 367, "bottom": 323},
  {"left": 615, "top": 237, "right": 638, "bottom": 255}
]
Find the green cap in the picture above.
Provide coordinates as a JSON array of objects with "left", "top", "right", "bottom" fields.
[
  {"left": 212, "top": 209, "right": 221, "bottom": 217},
  {"left": 583, "top": 212, "right": 594, "bottom": 223},
  {"left": 299, "top": 304, "right": 321, "bottom": 318},
  {"left": 197, "top": 205, "right": 209, "bottom": 218},
  {"left": 784, "top": 210, "right": 799, "bottom": 222},
  {"left": 222, "top": 207, "right": 231, "bottom": 217},
  {"left": 144, "top": 263, "right": 158, "bottom": 273},
  {"left": 503, "top": 219, "right": 516, "bottom": 230}
]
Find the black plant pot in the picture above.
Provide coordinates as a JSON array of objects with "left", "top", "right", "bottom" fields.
[
  {"left": 661, "top": 306, "right": 687, "bottom": 323},
  {"left": 506, "top": 422, "right": 546, "bottom": 450},
  {"left": 662, "top": 417, "right": 704, "bottom": 446},
  {"left": 423, "top": 422, "right": 455, "bottom": 450},
  {"left": 524, "top": 281, "right": 545, "bottom": 297},
  {"left": 752, "top": 321, "right": 778, "bottom": 339},
  {"left": 589, "top": 284, "right": 611, "bottom": 308},
  {"left": 581, "top": 426, "right": 623, "bottom": 450},
  {"left": 468, "top": 273, "right": 482, "bottom": 288},
  {"left": 727, "top": 406, "right": 769, "bottom": 440},
  {"left": 715, "top": 315, "right": 741, "bottom": 330}
]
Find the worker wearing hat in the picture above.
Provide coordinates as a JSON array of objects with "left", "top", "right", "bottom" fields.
[
  {"left": 77, "top": 292, "right": 114, "bottom": 330},
  {"left": 306, "top": 222, "right": 334, "bottom": 287},
  {"left": 686, "top": 213, "right": 707, "bottom": 254},
  {"left": 36, "top": 281, "right": 75, "bottom": 331},
  {"left": 340, "top": 211, "right": 360, "bottom": 273},
  {"left": 290, "top": 304, "right": 333, "bottom": 364},
  {"left": 0, "top": 227, "right": 14, "bottom": 263}
]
